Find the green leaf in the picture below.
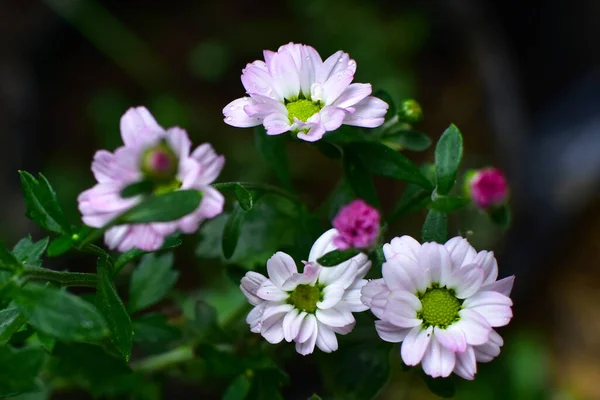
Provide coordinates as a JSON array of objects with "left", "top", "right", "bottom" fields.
[
  {"left": 247, "top": 368, "right": 289, "bottom": 400},
  {"left": 421, "top": 209, "right": 448, "bottom": 244},
  {"left": 96, "top": 257, "right": 133, "bottom": 360},
  {"left": 317, "top": 249, "right": 360, "bottom": 267},
  {"left": 114, "top": 234, "right": 182, "bottom": 273},
  {"left": 224, "top": 373, "right": 252, "bottom": 400},
  {"left": 0, "top": 240, "right": 22, "bottom": 272},
  {"left": 343, "top": 150, "right": 380, "bottom": 208},
  {"left": 0, "top": 307, "right": 26, "bottom": 344},
  {"left": 489, "top": 204, "right": 511, "bottom": 230},
  {"left": 120, "top": 180, "right": 155, "bottom": 198},
  {"left": 13, "top": 284, "right": 108, "bottom": 342},
  {"left": 348, "top": 142, "right": 431, "bottom": 188},
  {"left": 324, "top": 126, "right": 373, "bottom": 144},
  {"left": 128, "top": 253, "right": 179, "bottom": 313},
  {"left": 222, "top": 204, "right": 248, "bottom": 260},
  {"left": 423, "top": 375, "right": 456, "bottom": 398},
  {"left": 307, "top": 395, "right": 323, "bottom": 400},
  {"left": 191, "top": 300, "right": 219, "bottom": 339},
  {"left": 234, "top": 184, "right": 254, "bottom": 211},
  {"left": 132, "top": 314, "right": 181, "bottom": 353},
  {"left": 18, "top": 171, "right": 71, "bottom": 235},
  {"left": 430, "top": 195, "right": 470, "bottom": 212},
  {"left": 12, "top": 236, "right": 49, "bottom": 268},
  {"left": 387, "top": 184, "right": 431, "bottom": 223},
  {"left": 118, "top": 189, "right": 203, "bottom": 224},
  {"left": 47, "top": 235, "right": 74, "bottom": 257},
  {"left": 434, "top": 124, "right": 463, "bottom": 195},
  {"left": 0, "top": 345, "right": 46, "bottom": 397},
  {"left": 254, "top": 127, "right": 292, "bottom": 190},
  {"left": 382, "top": 130, "right": 431, "bottom": 152}
]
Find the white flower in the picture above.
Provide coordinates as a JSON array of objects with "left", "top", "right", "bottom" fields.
[
  {"left": 240, "top": 229, "right": 371, "bottom": 355},
  {"left": 361, "top": 236, "right": 514, "bottom": 380}
]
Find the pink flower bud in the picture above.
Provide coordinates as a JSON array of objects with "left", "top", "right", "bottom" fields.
[
  {"left": 141, "top": 142, "right": 179, "bottom": 182},
  {"left": 332, "top": 199, "right": 380, "bottom": 250},
  {"left": 467, "top": 168, "right": 509, "bottom": 209}
]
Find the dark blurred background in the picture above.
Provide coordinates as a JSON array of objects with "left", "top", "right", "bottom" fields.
[{"left": 2, "top": 0, "right": 600, "bottom": 399}]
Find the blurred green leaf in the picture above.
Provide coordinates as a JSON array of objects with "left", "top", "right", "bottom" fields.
[
  {"left": 343, "top": 150, "right": 380, "bottom": 208},
  {"left": 46, "top": 236, "right": 73, "bottom": 257},
  {"left": 421, "top": 209, "right": 448, "bottom": 244},
  {"left": 317, "top": 249, "right": 360, "bottom": 267},
  {"left": 383, "top": 130, "right": 431, "bottom": 152},
  {"left": 120, "top": 180, "right": 154, "bottom": 198},
  {"left": 224, "top": 373, "right": 252, "bottom": 400},
  {"left": 423, "top": 375, "right": 456, "bottom": 398},
  {"left": 307, "top": 395, "right": 323, "bottom": 400},
  {"left": 247, "top": 368, "right": 289, "bottom": 400},
  {"left": 114, "top": 234, "right": 182, "bottom": 273},
  {"left": 434, "top": 124, "right": 463, "bottom": 195},
  {"left": 430, "top": 195, "right": 469, "bottom": 212},
  {"left": 234, "top": 184, "right": 254, "bottom": 211},
  {"left": 0, "top": 345, "right": 46, "bottom": 397},
  {"left": 189, "top": 40, "right": 233, "bottom": 82},
  {"left": 0, "top": 240, "right": 22, "bottom": 272},
  {"left": 132, "top": 314, "right": 181, "bottom": 353},
  {"left": 222, "top": 204, "right": 248, "bottom": 260},
  {"left": 488, "top": 204, "right": 511, "bottom": 230},
  {"left": 192, "top": 300, "right": 219, "bottom": 340},
  {"left": 325, "top": 126, "right": 373, "bottom": 144},
  {"left": 13, "top": 284, "right": 108, "bottom": 342},
  {"left": 387, "top": 184, "right": 430, "bottom": 223},
  {"left": 129, "top": 253, "right": 178, "bottom": 313},
  {"left": 254, "top": 127, "right": 292, "bottom": 190},
  {"left": 12, "top": 236, "right": 49, "bottom": 268},
  {"left": 96, "top": 257, "right": 132, "bottom": 361},
  {"left": 0, "top": 307, "right": 26, "bottom": 345},
  {"left": 118, "top": 190, "right": 202, "bottom": 224},
  {"left": 348, "top": 142, "right": 431, "bottom": 188}
]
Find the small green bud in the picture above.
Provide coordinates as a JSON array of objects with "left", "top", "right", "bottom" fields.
[{"left": 399, "top": 99, "right": 423, "bottom": 123}]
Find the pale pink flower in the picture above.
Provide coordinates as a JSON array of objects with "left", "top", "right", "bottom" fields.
[
  {"left": 332, "top": 199, "right": 380, "bottom": 250},
  {"left": 361, "top": 236, "right": 514, "bottom": 380},
  {"left": 240, "top": 229, "right": 371, "bottom": 355},
  {"left": 223, "top": 42, "right": 389, "bottom": 142},
  {"left": 78, "top": 106, "right": 225, "bottom": 252},
  {"left": 467, "top": 168, "right": 509, "bottom": 209}
]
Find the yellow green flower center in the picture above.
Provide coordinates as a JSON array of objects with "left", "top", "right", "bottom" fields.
[
  {"left": 288, "top": 284, "right": 323, "bottom": 313},
  {"left": 418, "top": 286, "right": 462, "bottom": 328},
  {"left": 285, "top": 99, "right": 322, "bottom": 123}
]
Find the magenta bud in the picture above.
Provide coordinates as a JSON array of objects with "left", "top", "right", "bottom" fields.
[
  {"left": 332, "top": 199, "right": 380, "bottom": 250},
  {"left": 141, "top": 142, "right": 179, "bottom": 182},
  {"left": 466, "top": 168, "right": 509, "bottom": 209}
]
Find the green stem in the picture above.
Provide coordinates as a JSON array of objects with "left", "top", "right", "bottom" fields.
[
  {"left": 131, "top": 345, "right": 195, "bottom": 373},
  {"left": 213, "top": 182, "right": 299, "bottom": 203},
  {"left": 22, "top": 267, "right": 98, "bottom": 287}
]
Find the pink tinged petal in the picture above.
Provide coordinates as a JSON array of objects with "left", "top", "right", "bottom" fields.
[
  {"left": 382, "top": 255, "right": 425, "bottom": 292},
  {"left": 446, "top": 263, "right": 484, "bottom": 299},
  {"left": 240, "top": 271, "right": 267, "bottom": 305},
  {"left": 321, "top": 68, "right": 354, "bottom": 105},
  {"left": 444, "top": 237, "right": 477, "bottom": 269},
  {"left": 453, "top": 346, "right": 477, "bottom": 380},
  {"left": 178, "top": 159, "right": 202, "bottom": 190},
  {"left": 298, "top": 45, "right": 322, "bottom": 97},
  {"left": 353, "top": 256, "right": 372, "bottom": 280},
  {"left": 296, "top": 122, "right": 326, "bottom": 142},
  {"left": 401, "top": 326, "right": 433, "bottom": 366},
  {"left": 342, "top": 96, "right": 388, "bottom": 128},
  {"left": 474, "top": 250, "right": 499, "bottom": 286},
  {"left": 375, "top": 320, "right": 412, "bottom": 343},
  {"left": 241, "top": 62, "right": 277, "bottom": 99},
  {"left": 457, "top": 309, "right": 492, "bottom": 346},
  {"left": 190, "top": 143, "right": 226, "bottom": 185},
  {"left": 317, "top": 284, "right": 345, "bottom": 309},
  {"left": 261, "top": 303, "right": 294, "bottom": 322},
  {"left": 463, "top": 291, "right": 513, "bottom": 327},
  {"left": 120, "top": 106, "right": 164, "bottom": 147},
  {"left": 281, "top": 265, "right": 321, "bottom": 291},
  {"left": 377, "top": 290, "right": 421, "bottom": 328},
  {"left": 434, "top": 325, "right": 467, "bottom": 353},
  {"left": 316, "top": 51, "right": 352, "bottom": 84},
  {"left": 104, "top": 226, "right": 129, "bottom": 250},
  {"left": 165, "top": 127, "right": 191, "bottom": 159},
  {"left": 316, "top": 306, "right": 355, "bottom": 328},
  {"left": 360, "top": 279, "right": 388, "bottom": 308},
  {"left": 383, "top": 236, "right": 421, "bottom": 261},
  {"left": 421, "top": 337, "right": 456, "bottom": 378},
  {"left": 342, "top": 279, "right": 369, "bottom": 312},
  {"left": 223, "top": 97, "right": 262, "bottom": 128},
  {"left": 91, "top": 149, "right": 140, "bottom": 184},
  {"left": 331, "top": 321, "right": 355, "bottom": 335},
  {"left": 297, "top": 313, "right": 317, "bottom": 343},
  {"left": 318, "top": 262, "right": 358, "bottom": 289},
  {"left": 197, "top": 186, "right": 225, "bottom": 220},
  {"left": 245, "top": 93, "right": 287, "bottom": 118},
  {"left": 319, "top": 106, "right": 347, "bottom": 131},
  {"left": 418, "top": 242, "right": 452, "bottom": 287},
  {"left": 316, "top": 322, "right": 339, "bottom": 353},
  {"left": 261, "top": 313, "right": 286, "bottom": 344},
  {"left": 246, "top": 304, "right": 265, "bottom": 333},
  {"left": 263, "top": 50, "right": 275, "bottom": 68},
  {"left": 474, "top": 329, "right": 503, "bottom": 362},
  {"left": 332, "top": 83, "right": 372, "bottom": 109},
  {"left": 263, "top": 112, "right": 292, "bottom": 135},
  {"left": 266, "top": 252, "right": 298, "bottom": 289},
  {"left": 270, "top": 50, "right": 300, "bottom": 101},
  {"left": 295, "top": 324, "right": 318, "bottom": 355},
  {"left": 256, "top": 280, "right": 289, "bottom": 302},
  {"left": 308, "top": 228, "right": 339, "bottom": 261},
  {"left": 116, "top": 225, "right": 164, "bottom": 252},
  {"left": 483, "top": 275, "right": 515, "bottom": 297},
  {"left": 283, "top": 309, "right": 307, "bottom": 342}
]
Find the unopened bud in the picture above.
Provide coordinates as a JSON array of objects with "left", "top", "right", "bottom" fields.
[
  {"left": 465, "top": 168, "right": 509, "bottom": 209},
  {"left": 399, "top": 99, "right": 423, "bottom": 124},
  {"left": 141, "top": 141, "right": 179, "bottom": 183}
]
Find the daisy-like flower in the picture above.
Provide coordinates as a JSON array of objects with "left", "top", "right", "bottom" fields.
[
  {"left": 361, "top": 236, "right": 514, "bottom": 380},
  {"left": 223, "top": 42, "right": 389, "bottom": 142},
  {"left": 78, "top": 106, "right": 225, "bottom": 252},
  {"left": 240, "top": 229, "right": 371, "bottom": 355}
]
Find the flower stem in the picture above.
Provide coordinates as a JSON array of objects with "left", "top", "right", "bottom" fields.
[
  {"left": 212, "top": 182, "right": 299, "bottom": 203},
  {"left": 131, "top": 345, "right": 195, "bottom": 373},
  {"left": 22, "top": 267, "right": 98, "bottom": 287}
]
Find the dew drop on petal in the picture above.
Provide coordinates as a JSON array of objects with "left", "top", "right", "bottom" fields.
[{"left": 226, "top": 116, "right": 233, "bottom": 122}]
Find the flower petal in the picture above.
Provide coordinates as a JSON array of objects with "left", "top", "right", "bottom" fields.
[
  {"left": 376, "top": 290, "right": 421, "bottom": 328},
  {"left": 483, "top": 275, "right": 515, "bottom": 297},
  {"left": 382, "top": 254, "right": 426, "bottom": 293},
  {"left": 190, "top": 143, "right": 225, "bottom": 185},
  {"left": 434, "top": 325, "right": 467, "bottom": 353},
  {"left": 316, "top": 306, "right": 355, "bottom": 328},
  {"left": 263, "top": 112, "right": 292, "bottom": 135},
  {"left": 246, "top": 304, "right": 265, "bottom": 333},
  {"left": 318, "top": 262, "right": 358, "bottom": 289},
  {"left": 308, "top": 228, "right": 340, "bottom": 261},
  {"left": 474, "top": 329, "right": 503, "bottom": 362},
  {"left": 120, "top": 106, "right": 163, "bottom": 147},
  {"left": 341, "top": 279, "right": 369, "bottom": 312},
  {"left": 456, "top": 309, "right": 491, "bottom": 346},
  {"left": 319, "top": 106, "right": 347, "bottom": 131},
  {"left": 270, "top": 50, "right": 300, "bottom": 101},
  {"left": 283, "top": 309, "right": 307, "bottom": 342},
  {"left": 257, "top": 280, "right": 289, "bottom": 302},
  {"left": 418, "top": 242, "right": 452, "bottom": 287},
  {"left": 317, "top": 284, "right": 345, "bottom": 309},
  {"left": 360, "top": 279, "right": 388, "bottom": 308},
  {"left": 240, "top": 271, "right": 267, "bottom": 305},
  {"left": 297, "top": 313, "right": 317, "bottom": 343},
  {"left": 383, "top": 236, "right": 421, "bottom": 261},
  {"left": 401, "top": 326, "right": 433, "bottom": 366},
  {"left": 266, "top": 251, "right": 298, "bottom": 289},
  {"left": 332, "top": 83, "right": 372, "bottom": 109},
  {"left": 463, "top": 291, "right": 513, "bottom": 327},
  {"left": 454, "top": 346, "right": 477, "bottom": 380},
  {"left": 241, "top": 62, "right": 277, "bottom": 99},
  {"left": 223, "top": 97, "right": 263, "bottom": 128},
  {"left": 474, "top": 250, "right": 499, "bottom": 286},
  {"left": 322, "top": 68, "right": 354, "bottom": 105},
  {"left": 421, "top": 337, "right": 456, "bottom": 378},
  {"left": 295, "top": 323, "right": 318, "bottom": 355},
  {"left": 315, "top": 322, "right": 338, "bottom": 353},
  {"left": 261, "top": 312, "right": 286, "bottom": 344},
  {"left": 342, "top": 96, "right": 387, "bottom": 128},
  {"left": 375, "top": 320, "right": 412, "bottom": 343},
  {"left": 446, "top": 263, "right": 484, "bottom": 299},
  {"left": 296, "top": 122, "right": 326, "bottom": 142},
  {"left": 444, "top": 237, "right": 477, "bottom": 269}
]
